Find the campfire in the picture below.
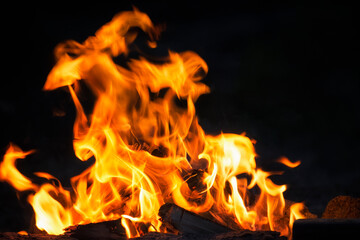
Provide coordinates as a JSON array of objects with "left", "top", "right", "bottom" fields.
[{"left": 0, "top": 8, "right": 358, "bottom": 240}]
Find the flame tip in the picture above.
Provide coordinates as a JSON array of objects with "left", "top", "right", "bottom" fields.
[{"left": 277, "top": 157, "right": 301, "bottom": 168}]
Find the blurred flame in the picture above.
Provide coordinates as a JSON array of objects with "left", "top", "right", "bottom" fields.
[
  {"left": 277, "top": 157, "right": 301, "bottom": 168},
  {"left": 17, "top": 231, "right": 28, "bottom": 236},
  {"left": 0, "top": 9, "right": 308, "bottom": 238}
]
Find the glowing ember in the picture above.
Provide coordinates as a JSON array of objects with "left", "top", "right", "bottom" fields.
[{"left": 0, "top": 9, "right": 306, "bottom": 238}]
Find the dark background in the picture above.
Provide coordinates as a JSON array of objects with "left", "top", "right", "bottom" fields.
[{"left": 1, "top": 0, "right": 359, "bottom": 232}]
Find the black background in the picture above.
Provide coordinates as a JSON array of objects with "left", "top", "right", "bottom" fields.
[{"left": 1, "top": 0, "right": 359, "bottom": 232}]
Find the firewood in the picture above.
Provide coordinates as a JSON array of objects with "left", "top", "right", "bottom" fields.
[
  {"left": 131, "top": 230, "right": 286, "bottom": 240},
  {"left": 292, "top": 218, "right": 360, "bottom": 240},
  {"left": 65, "top": 220, "right": 127, "bottom": 240},
  {"left": 0, "top": 220, "right": 127, "bottom": 240},
  {"left": 0, "top": 232, "right": 76, "bottom": 240},
  {"left": 158, "top": 203, "right": 231, "bottom": 234}
]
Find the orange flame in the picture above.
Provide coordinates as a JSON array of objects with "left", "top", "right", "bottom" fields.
[
  {"left": 0, "top": 144, "right": 35, "bottom": 191},
  {"left": 0, "top": 9, "right": 308, "bottom": 238},
  {"left": 289, "top": 202, "right": 306, "bottom": 239},
  {"left": 277, "top": 157, "right": 301, "bottom": 168},
  {"left": 17, "top": 231, "right": 28, "bottom": 236}
]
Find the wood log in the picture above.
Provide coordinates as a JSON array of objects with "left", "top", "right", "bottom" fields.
[
  {"left": 65, "top": 220, "right": 127, "bottom": 240},
  {"left": 0, "top": 232, "right": 76, "bottom": 240},
  {"left": 0, "top": 220, "right": 127, "bottom": 240},
  {"left": 158, "top": 203, "right": 231, "bottom": 234},
  {"left": 131, "top": 230, "right": 286, "bottom": 240},
  {"left": 292, "top": 218, "right": 360, "bottom": 240}
]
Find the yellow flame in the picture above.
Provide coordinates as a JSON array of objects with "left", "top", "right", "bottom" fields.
[{"left": 28, "top": 184, "right": 72, "bottom": 235}]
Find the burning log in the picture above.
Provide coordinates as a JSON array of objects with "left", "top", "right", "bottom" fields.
[
  {"left": 143, "top": 201, "right": 287, "bottom": 240},
  {"left": 292, "top": 218, "right": 360, "bottom": 240},
  {"left": 0, "top": 220, "right": 127, "bottom": 240},
  {"left": 158, "top": 203, "right": 231, "bottom": 234},
  {"left": 65, "top": 220, "right": 127, "bottom": 240},
  {"left": 0, "top": 232, "right": 73, "bottom": 240},
  {"left": 131, "top": 230, "right": 286, "bottom": 240}
]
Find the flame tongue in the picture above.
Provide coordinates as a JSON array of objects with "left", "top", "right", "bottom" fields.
[{"left": 0, "top": 9, "right": 306, "bottom": 238}]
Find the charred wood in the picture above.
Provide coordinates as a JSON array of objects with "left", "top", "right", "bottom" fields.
[
  {"left": 65, "top": 220, "right": 126, "bottom": 240},
  {"left": 131, "top": 230, "right": 286, "bottom": 240},
  {"left": 158, "top": 203, "right": 231, "bottom": 234},
  {"left": 292, "top": 218, "right": 360, "bottom": 240},
  {"left": 0, "top": 232, "right": 76, "bottom": 240},
  {"left": 0, "top": 220, "right": 127, "bottom": 240}
]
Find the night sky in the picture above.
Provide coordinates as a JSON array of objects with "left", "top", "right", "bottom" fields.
[{"left": 1, "top": 1, "right": 359, "bottom": 232}]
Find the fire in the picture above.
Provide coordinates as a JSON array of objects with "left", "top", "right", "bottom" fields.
[
  {"left": 0, "top": 9, "right": 306, "bottom": 238},
  {"left": 0, "top": 144, "right": 35, "bottom": 191}
]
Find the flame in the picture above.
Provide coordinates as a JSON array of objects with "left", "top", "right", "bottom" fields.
[
  {"left": 277, "top": 157, "right": 301, "bottom": 168},
  {"left": 0, "top": 9, "right": 308, "bottom": 238},
  {"left": 17, "top": 231, "right": 28, "bottom": 236},
  {"left": 289, "top": 202, "right": 306, "bottom": 239},
  {"left": 0, "top": 144, "right": 36, "bottom": 191}
]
